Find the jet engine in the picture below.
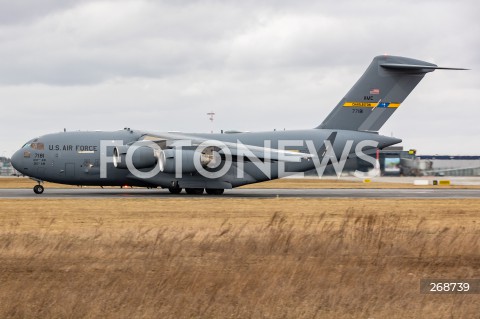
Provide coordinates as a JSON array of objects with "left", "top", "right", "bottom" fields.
[
  {"left": 158, "top": 148, "right": 217, "bottom": 174},
  {"left": 113, "top": 145, "right": 157, "bottom": 169}
]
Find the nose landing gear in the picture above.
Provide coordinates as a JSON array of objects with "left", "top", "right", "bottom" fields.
[{"left": 33, "top": 184, "right": 44, "bottom": 194}]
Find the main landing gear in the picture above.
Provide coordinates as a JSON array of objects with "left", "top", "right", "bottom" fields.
[
  {"left": 167, "top": 186, "right": 225, "bottom": 195},
  {"left": 185, "top": 188, "right": 204, "bottom": 195},
  {"left": 167, "top": 181, "right": 224, "bottom": 195},
  {"left": 184, "top": 188, "right": 224, "bottom": 195},
  {"left": 168, "top": 185, "right": 182, "bottom": 194},
  {"left": 33, "top": 184, "right": 44, "bottom": 194},
  {"left": 205, "top": 188, "right": 224, "bottom": 195}
]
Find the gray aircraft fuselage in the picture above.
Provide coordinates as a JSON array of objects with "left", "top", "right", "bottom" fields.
[{"left": 11, "top": 128, "right": 399, "bottom": 190}]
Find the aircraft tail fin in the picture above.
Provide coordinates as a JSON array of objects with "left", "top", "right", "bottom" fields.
[{"left": 317, "top": 55, "right": 466, "bottom": 131}]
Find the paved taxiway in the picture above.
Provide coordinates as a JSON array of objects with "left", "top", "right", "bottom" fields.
[{"left": 1, "top": 188, "right": 479, "bottom": 199}]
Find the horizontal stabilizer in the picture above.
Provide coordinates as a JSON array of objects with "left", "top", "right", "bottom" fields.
[{"left": 380, "top": 63, "right": 468, "bottom": 71}]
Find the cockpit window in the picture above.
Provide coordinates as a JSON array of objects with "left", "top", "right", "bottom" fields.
[
  {"left": 21, "top": 138, "right": 41, "bottom": 149},
  {"left": 31, "top": 142, "right": 44, "bottom": 150}
]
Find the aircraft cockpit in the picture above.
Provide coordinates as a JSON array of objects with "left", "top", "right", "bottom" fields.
[
  {"left": 22, "top": 139, "right": 44, "bottom": 149},
  {"left": 20, "top": 139, "right": 44, "bottom": 157}
]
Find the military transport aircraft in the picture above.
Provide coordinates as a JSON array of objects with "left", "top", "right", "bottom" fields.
[{"left": 11, "top": 55, "right": 465, "bottom": 195}]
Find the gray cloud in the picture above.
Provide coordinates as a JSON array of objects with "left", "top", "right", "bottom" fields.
[
  {"left": 0, "top": 0, "right": 88, "bottom": 25},
  {"left": 0, "top": 0, "right": 478, "bottom": 84}
]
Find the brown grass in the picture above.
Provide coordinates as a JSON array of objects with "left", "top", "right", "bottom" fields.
[{"left": 0, "top": 198, "right": 479, "bottom": 318}]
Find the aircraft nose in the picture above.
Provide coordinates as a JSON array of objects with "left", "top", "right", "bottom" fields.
[{"left": 11, "top": 149, "right": 23, "bottom": 172}]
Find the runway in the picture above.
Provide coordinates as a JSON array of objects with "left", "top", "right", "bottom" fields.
[{"left": 1, "top": 188, "right": 479, "bottom": 199}]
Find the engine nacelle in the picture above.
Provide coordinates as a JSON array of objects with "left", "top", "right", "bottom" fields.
[
  {"left": 159, "top": 149, "right": 214, "bottom": 174},
  {"left": 113, "top": 145, "right": 157, "bottom": 169}
]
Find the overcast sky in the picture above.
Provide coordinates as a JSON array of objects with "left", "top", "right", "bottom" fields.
[{"left": 0, "top": 0, "right": 479, "bottom": 157}]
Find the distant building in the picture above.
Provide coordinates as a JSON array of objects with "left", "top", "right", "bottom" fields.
[
  {"left": 0, "top": 157, "right": 17, "bottom": 176},
  {"left": 402, "top": 155, "right": 480, "bottom": 176},
  {"left": 306, "top": 146, "right": 413, "bottom": 177}
]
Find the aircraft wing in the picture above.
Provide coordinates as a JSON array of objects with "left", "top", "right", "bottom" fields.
[{"left": 138, "top": 131, "right": 322, "bottom": 163}]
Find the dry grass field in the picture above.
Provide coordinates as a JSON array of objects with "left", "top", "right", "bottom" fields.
[{"left": 0, "top": 197, "right": 479, "bottom": 318}]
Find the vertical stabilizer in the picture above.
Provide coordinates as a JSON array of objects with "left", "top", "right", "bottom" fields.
[{"left": 317, "top": 55, "right": 463, "bottom": 131}]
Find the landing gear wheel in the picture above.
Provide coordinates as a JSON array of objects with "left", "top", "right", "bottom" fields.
[
  {"left": 168, "top": 186, "right": 182, "bottom": 194},
  {"left": 185, "top": 188, "right": 204, "bottom": 195},
  {"left": 205, "top": 188, "right": 224, "bottom": 195},
  {"left": 33, "top": 184, "right": 44, "bottom": 194}
]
